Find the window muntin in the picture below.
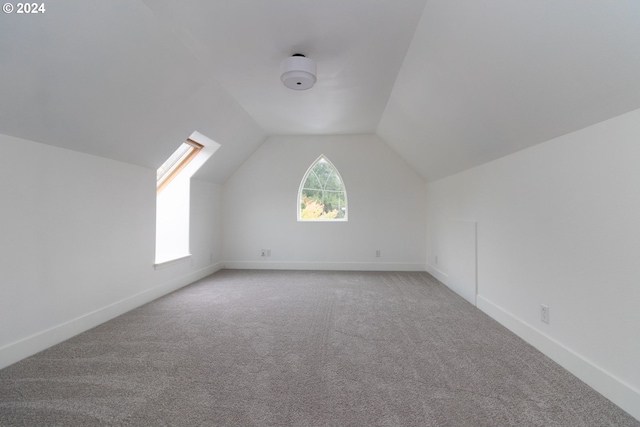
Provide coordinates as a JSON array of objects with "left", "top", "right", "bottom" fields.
[
  {"left": 298, "top": 156, "right": 347, "bottom": 221},
  {"left": 156, "top": 139, "right": 203, "bottom": 193}
]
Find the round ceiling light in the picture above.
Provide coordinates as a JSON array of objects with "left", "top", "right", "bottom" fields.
[{"left": 281, "top": 54, "right": 317, "bottom": 90}]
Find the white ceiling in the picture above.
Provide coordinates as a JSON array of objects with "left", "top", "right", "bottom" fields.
[
  {"left": 143, "top": 0, "right": 427, "bottom": 135},
  {"left": 378, "top": 0, "right": 640, "bottom": 181},
  {"left": 1, "top": 0, "right": 639, "bottom": 183}
]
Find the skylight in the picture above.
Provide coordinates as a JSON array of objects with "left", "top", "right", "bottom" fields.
[{"left": 156, "top": 139, "right": 203, "bottom": 193}]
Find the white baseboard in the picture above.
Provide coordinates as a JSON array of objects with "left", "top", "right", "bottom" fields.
[
  {"left": 426, "top": 263, "right": 448, "bottom": 284},
  {"left": 0, "top": 262, "right": 224, "bottom": 370},
  {"left": 477, "top": 295, "right": 640, "bottom": 422},
  {"left": 224, "top": 260, "right": 427, "bottom": 272}
]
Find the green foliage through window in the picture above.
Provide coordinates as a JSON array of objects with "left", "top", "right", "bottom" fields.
[{"left": 298, "top": 156, "right": 347, "bottom": 221}]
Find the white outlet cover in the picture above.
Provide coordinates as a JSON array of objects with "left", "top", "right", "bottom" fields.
[{"left": 541, "top": 305, "right": 550, "bottom": 324}]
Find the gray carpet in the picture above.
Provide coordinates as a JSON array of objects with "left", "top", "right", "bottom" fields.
[{"left": 1, "top": 270, "right": 638, "bottom": 426}]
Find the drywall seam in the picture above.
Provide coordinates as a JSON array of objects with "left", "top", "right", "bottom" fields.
[
  {"left": 0, "top": 262, "right": 224, "bottom": 370},
  {"left": 477, "top": 295, "right": 640, "bottom": 422}
]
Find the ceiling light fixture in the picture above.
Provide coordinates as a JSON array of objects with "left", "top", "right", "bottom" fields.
[{"left": 281, "top": 54, "right": 317, "bottom": 90}]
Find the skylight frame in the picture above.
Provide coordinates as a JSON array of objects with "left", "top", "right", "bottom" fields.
[{"left": 156, "top": 138, "right": 204, "bottom": 194}]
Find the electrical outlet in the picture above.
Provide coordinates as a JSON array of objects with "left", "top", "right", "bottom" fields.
[
  {"left": 261, "top": 249, "right": 266, "bottom": 257},
  {"left": 375, "top": 249, "right": 381, "bottom": 258},
  {"left": 541, "top": 304, "right": 550, "bottom": 324},
  {"left": 267, "top": 249, "right": 271, "bottom": 257}
]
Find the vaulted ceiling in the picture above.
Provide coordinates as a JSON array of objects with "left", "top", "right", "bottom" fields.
[{"left": 1, "top": 0, "right": 639, "bottom": 183}]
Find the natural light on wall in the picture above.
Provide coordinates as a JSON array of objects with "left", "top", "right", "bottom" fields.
[
  {"left": 155, "top": 132, "right": 220, "bottom": 267},
  {"left": 298, "top": 155, "right": 347, "bottom": 221}
]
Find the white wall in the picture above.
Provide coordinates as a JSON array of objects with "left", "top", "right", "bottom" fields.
[
  {"left": 190, "top": 179, "right": 224, "bottom": 270},
  {"left": 223, "top": 134, "right": 427, "bottom": 271},
  {"left": 0, "top": 133, "right": 224, "bottom": 369},
  {"left": 425, "top": 109, "right": 640, "bottom": 420}
]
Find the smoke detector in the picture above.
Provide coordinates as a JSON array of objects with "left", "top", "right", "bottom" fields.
[{"left": 281, "top": 54, "right": 317, "bottom": 90}]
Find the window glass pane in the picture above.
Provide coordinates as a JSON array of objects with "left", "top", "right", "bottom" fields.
[
  {"left": 302, "top": 188, "right": 322, "bottom": 202},
  {"left": 302, "top": 171, "right": 322, "bottom": 190},
  {"left": 324, "top": 191, "right": 346, "bottom": 219},
  {"left": 313, "top": 161, "right": 332, "bottom": 185},
  {"left": 298, "top": 156, "right": 347, "bottom": 221},
  {"left": 156, "top": 140, "right": 204, "bottom": 194},
  {"left": 157, "top": 143, "right": 192, "bottom": 181},
  {"left": 325, "top": 172, "right": 343, "bottom": 191}
]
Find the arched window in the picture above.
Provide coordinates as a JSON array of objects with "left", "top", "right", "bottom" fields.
[{"left": 298, "top": 155, "right": 347, "bottom": 221}]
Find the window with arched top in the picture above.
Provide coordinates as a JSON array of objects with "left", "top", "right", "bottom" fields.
[{"left": 298, "top": 155, "right": 348, "bottom": 221}]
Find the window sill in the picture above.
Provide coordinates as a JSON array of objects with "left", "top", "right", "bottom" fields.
[
  {"left": 297, "top": 218, "right": 348, "bottom": 222},
  {"left": 154, "top": 254, "right": 192, "bottom": 270}
]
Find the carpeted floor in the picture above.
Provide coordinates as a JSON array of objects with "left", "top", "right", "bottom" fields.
[{"left": 0, "top": 269, "right": 638, "bottom": 426}]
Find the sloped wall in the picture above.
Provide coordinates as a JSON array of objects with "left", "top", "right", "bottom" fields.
[
  {"left": 0, "top": 134, "right": 224, "bottom": 369},
  {"left": 425, "top": 109, "right": 640, "bottom": 420},
  {"left": 223, "top": 134, "right": 427, "bottom": 271}
]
